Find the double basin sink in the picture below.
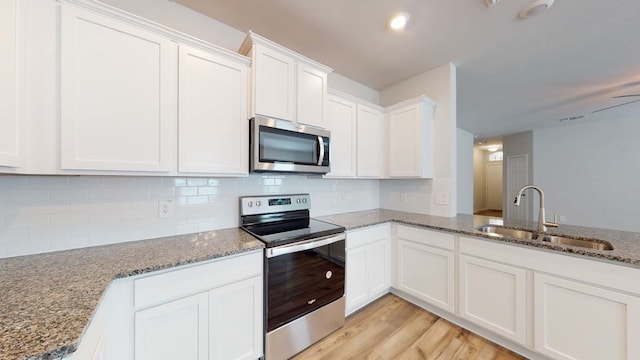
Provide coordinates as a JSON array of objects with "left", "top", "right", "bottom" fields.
[{"left": 475, "top": 225, "right": 614, "bottom": 251}]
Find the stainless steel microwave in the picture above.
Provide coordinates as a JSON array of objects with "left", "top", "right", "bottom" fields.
[{"left": 250, "top": 116, "right": 330, "bottom": 174}]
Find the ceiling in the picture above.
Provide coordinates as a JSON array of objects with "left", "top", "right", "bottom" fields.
[{"left": 175, "top": 0, "right": 640, "bottom": 139}]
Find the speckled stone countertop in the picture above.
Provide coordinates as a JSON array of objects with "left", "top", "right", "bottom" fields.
[
  {"left": 317, "top": 209, "right": 640, "bottom": 268},
  {"left": 0, "top": 228, "right": 263, "bottom": 360}
]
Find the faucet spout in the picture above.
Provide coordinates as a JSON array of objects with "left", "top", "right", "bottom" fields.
[{"left": 513, "top": 185, "right": 558, "bottom": 232}]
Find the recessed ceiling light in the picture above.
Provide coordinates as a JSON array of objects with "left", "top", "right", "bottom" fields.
[
  {"left": 485, "top": 0, "right": 500, "bottom": 7},
  {"left": 519, "top": 0, "right": 554, "bottom": 19},
  {"left": 388, "top": 12, "right": 409, "bottom": 31}
]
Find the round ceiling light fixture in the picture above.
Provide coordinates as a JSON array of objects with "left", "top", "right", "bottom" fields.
[
  {"left": 519, "top": 0, "right": 554, "bottom": 18},
  {"left": 388, "top": 12, "right": 410, "bottom": 31},
  {"left": 487, "top": 146, "right": 500, "bottom": 152}
]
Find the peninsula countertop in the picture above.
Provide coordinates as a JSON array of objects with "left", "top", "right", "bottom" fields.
[
  {"left": 317, "top": 209, "right": 640, "bottom": 268},
  {"left": 0, "top": 228, "right": 264, "bottom": 360}
]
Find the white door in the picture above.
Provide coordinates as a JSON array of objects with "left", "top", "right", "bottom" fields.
[
  {"left": 253, "top": 44, "right": 296, "bottom": 121},
  {"left": 345, "top": 246, "right": 368, "bottom": 315},
  {"left": 0, "top": 0, "right": 24, "bottom": 168},
  {"left": 296, "top": 62, "right": 327, "bottom": 128},
  {"left": 459, "top": 255, "right": 527, "bottom": 345},
  {"left": 60, "top": 5, "right": 176, "bottom": 172},
  {"left": 356, "top": 104, "right": 384, "bottom": 178},
  {"left": 534, "top": 273, "right": 640, "bottom": 360},
  {"left": 486, "top": 161, "right": 503, "bottom": 210},
  {"left": 388, "top": 103, "right": 421, "bottom": 177},
  {"left": 325, "top": 94, "right": 357, "bottom": 178},
  {"left": 507, "top": 155, "right": 529, "bottom": 220},
  {"left": 209, "top": 276, "right": 263, "bottom": 360},
  {"left": 396, "top": 239, "right": 455, "bottom": 313},
  {"left": 178, "top": 45, "right": 248, "bottom": 175},
  {"left": 135, "top": 292, "right": 209, "bottom": 360}
]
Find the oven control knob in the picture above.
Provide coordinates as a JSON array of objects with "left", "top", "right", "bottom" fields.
[
  {"left": 325, "top": 271, "right": 332, "bottom": 279},
  {"left": 302, "top": 198, "right": 307, "bottom": 203},
  {"left": 256, "top": 201, "right": 261, "bottom": 207},
  {"left": 296, "top": 199, "right": 301, "bottom": 204},
  {"left": 247, "top": 201, "right": 253, "bottom": 207}
]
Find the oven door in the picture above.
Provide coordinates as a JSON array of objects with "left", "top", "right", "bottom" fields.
[
  {"left": 265, "top": 233, "right": 345, "bottom": 332},
  {"left": 250, "top": 116, "right": 330, "bottom": 174}
]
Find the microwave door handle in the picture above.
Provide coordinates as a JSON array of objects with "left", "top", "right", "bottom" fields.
[{"left": 317, "top": 136, "right": 325, "bottom": 166}]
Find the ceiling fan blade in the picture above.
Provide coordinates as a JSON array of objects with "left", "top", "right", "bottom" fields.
[
  {"left": 612, "top": 94, "right": 640, "bottom": 98},
  {"left": 592, "top": 99, "right": 640, "bottom": 114}
]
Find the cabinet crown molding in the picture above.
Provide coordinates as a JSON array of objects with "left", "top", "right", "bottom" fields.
[
  {"left": 239, "top": 30, "right": 333, "bottom": 73},
  {"left": 328, "top": 88, "right": 383, "bottom": 111},
  {"left": 384, "top": 95, "right": 436, "bottom": 113},
  {"left": 60, "top": 0, "right": 250, "bottom": 65}
]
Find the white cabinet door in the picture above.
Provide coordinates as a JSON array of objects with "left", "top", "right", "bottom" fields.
[
  {"left": 252, "top": 44, "right": 296, "bottom": 121},
  {"left": 388, "top": 98, "right": 435, "bottom": 178},
  {"left": 178, "top": 45, "right": 248, "bottom": 175},
  {"left": 534, "top": 273, "right": 640, "bottom": 360},
  {"left": 296, "top": 62, "right": 328, "bottom": 128},
  {"left": 345, "top": 246, "right": 369, "bottom": 315},
  {"left": 367, "top": 239, "right": 390, "bottom": 297},
  {"left": 325, "top": 94, "right": 357, "bottom": 178},
  {"left": 459, "top": 255, "right": 527, "bottom": 345},
  {"left": 356, "top": 104, "right": 385, "bottom": 178},
  {"left": 135, "top": 292, "right": 209, "bottom": 360},
  {"left": 397, "top": 239, "right": 455, "bottom": 313},
  {"left": 60, "top": 5, "right": 176, "bottom": 172},
  {"left": 0, "top": 0, "right": 24, "bottom": 168},
  {"left": 209, "top": 275, "right": 263, "bottom": 360}
]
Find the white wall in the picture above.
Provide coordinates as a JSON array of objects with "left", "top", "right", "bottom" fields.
[
  {"left": 0, "top": 175, "right": 379, "bottom": 258},
  {"left": 457, "top": 129, "right": 474, "bottom": 215},
  {"left": 379, "top": 63, "right": 458, "bottom": 217},
  {"left": 533, "top": 116, "right": 640, "bottom": 232}
]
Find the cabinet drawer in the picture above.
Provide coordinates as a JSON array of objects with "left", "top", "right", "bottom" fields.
[
  {"left": 134, "top": 251, "right": 262, "bottom": 309},
  {"left": 346, "top": 223, "right": 390, "bottom": 249},
  {"left": 396, "top": 225, "right": 455, "bottom": 251}
]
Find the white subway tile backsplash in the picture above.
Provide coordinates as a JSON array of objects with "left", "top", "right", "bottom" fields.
[{"left": 0, "top": 174, "right": 380, "bottom": 258}]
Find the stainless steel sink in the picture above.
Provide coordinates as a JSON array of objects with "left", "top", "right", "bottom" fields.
[
  {"left": 539, "top": 235, "right": 614, "bottom": 250},
  {"left": 474, "top": 224, "right": 614, "bottom": 250},
  {"left": 475, "top": 225, "right": 535, "bottom": 240}
]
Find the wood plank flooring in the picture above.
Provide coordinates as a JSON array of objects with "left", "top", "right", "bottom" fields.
[{"left": 293, "top": 294, "right": 526, "bottom": 360}]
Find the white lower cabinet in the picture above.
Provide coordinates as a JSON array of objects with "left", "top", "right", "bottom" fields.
[
  {"left": 459, "top": 254, "right": 527, "bottom": 345},
  {"left": 135, "top": 293, "right": 209, "bottom": 360},
  {"left": 395, "top": 225, "right": 455, "bottom": 313},
  {"left": 534, "top": 273, "right": 640, "bottom": 360},
  {"left": 345, "top": 224, "right": 391, "bottom": 315}
]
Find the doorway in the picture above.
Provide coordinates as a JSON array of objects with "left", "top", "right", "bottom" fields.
[{"left": 473, "top": 142, "right": 503, "bottom": 218}]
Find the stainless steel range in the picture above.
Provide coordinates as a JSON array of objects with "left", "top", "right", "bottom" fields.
[{"left": 239, "top": 194, "right": 346, "bottom": 360}]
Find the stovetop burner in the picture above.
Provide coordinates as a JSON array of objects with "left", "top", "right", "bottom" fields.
[{"left": 239, "top": 194, "right": 345, "bottom": 248}]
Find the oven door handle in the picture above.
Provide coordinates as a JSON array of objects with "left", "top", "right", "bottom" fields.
[{"left": 266, "top": 233, "right": 345, "bottom": 258}]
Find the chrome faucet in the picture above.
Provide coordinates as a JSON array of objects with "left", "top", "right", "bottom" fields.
[{"left": 513, "top": 185, "right": 558, "bottom": 232}]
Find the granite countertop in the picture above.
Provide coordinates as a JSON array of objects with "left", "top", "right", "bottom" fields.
[
  {"left": 317, "top": 209, "right": 640, "bottom": 268},
  {"left": 0, "top": 228, "right": 264, "bottom": 360}
]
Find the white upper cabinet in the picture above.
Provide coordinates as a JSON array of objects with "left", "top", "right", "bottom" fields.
[
  {"left": 178, "top": 45, "right": 249, "bottom": 175},
  {"left": 239, "top": 31, "right": 331, "bottom": 127},
  {"left": 387, "top": 96, "right": 436, "bottom": 178},
  {"left": 356, "top": 104, "right": 386, "bottom": 178},
  {"left": 325, "top": 92, "right": 357, "bottom": 178},
  {"left": 0, "top": 0, "right": 25, "bottom": 168},
  {"left": 60, "top": 4, "right": 176, "bottom": 172}
]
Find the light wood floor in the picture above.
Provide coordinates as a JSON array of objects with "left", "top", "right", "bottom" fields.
[
  {"left": 293, "top": 294, "right": 526, "bottom": 360},
  {"left": 474, "top": 210, "right": 503, "bottom": 218}
]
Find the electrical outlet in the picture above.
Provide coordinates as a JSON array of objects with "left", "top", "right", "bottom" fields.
[
  {"left": 158, "top": 200, "right": 175, "bottom": 218},
  {"left": 400, "top": 192, "right": 408, "bottom": 203}
]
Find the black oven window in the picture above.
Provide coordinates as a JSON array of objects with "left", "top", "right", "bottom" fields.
[{"left": 259, "top": 126, "right": 318, "bottom": 165}]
